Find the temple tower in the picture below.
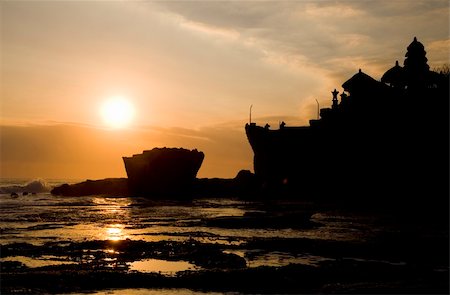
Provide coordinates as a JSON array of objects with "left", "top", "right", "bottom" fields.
[{"left": 404, "top": 37, "right": 430, "bottom": 88}]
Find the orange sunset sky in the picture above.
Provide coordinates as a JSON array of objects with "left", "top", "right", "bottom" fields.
[{"left": 1, "top": 1, "right": 449, "bottom": 180}]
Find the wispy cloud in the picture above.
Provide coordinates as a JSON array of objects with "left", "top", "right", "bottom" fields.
[
  {"left": 180, "top": 19, "right": 240, "bottom": 41},
  {"left": 155, "top": 0, "right": 448, "bottom": 83},
  {"left": 304, "top": 3, "right": 365, "bottom": 18},
  {"left": 427, "top": 38, "right": 450, "bottom": 67}
]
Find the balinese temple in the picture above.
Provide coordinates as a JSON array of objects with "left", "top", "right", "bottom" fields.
[
  {"left": 380, "top": 37, "right": 443, "bottom": 89},
  {"left": 309, "top": 37, "right": 448, "bottom": 130},
  {"left": 245, "top": 37, "right": 448, "bottom": 200}
]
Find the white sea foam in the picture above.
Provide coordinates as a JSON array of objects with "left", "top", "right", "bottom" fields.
[{"left": 0, "top": 178, "right": 51, "bottom": 194}]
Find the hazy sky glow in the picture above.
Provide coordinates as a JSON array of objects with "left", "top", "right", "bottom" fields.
[{"left": 1, "top": 1, "right": 449, "bottom": 179}]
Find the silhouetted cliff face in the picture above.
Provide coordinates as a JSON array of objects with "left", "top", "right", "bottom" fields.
[
  {"left": 123, "top": 148, "right": 204, "bottom": 196},
  {"left": 246, "top": 38, "right": 449, "bottom": 202}
]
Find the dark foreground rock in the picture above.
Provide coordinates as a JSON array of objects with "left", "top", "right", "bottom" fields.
[
  {"left": 51, "top": 169, "right": 259, "bottom": 198},
  {"left": 123, "top": 148, "right": 204, "bottom": 196},
  {"left": 4, "top": 264, "right": 446, "bottom": 294},
  {"left": 1, "top": 238, "right": 448, "bottom": 294},
  {"left": 194, "top": 170, "right": 259, "bottom": 198},
  {"left": 50, "top": 178, "right": 129, "bottom": 196}
]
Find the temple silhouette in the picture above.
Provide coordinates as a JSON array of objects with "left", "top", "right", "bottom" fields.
[{"left": 246, "top": 37, "right": 449, "bottom": 202}]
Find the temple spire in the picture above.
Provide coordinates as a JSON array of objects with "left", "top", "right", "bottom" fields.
[
  {"left": 332, "top": 89, "right": 339, "bottom": 109},
  {"left": 404, "top": 37, "right": 429, "bottom": 88}
]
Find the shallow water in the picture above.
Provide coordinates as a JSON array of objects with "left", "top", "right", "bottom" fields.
[
  {"left": 0, "top": 191, "right": 379, "bottom": 244},
  {"left": 129, "top": 259, "right": 199, "bottom": 274},
  {"left": 0, "top": 191, "right": 390, "bottom": 272},
  {"left": 78, "top": 289, "right": 229, "bottom": 295},
  {"left": 0, "top": 255, "right": 77, "bottom": 268},
  {"left": 1, "top": 179, "right": 447, "bottom": 272},
  {"left": 1, "top": 179, "right": 448, "bottom": 294}
]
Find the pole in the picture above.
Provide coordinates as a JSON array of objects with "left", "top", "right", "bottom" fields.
[
  {"left": 315, "top": 99, "right": 319, "bottom": 120},
  {"left": 249, "top": 104, "right": 253, "bottom": 124}
]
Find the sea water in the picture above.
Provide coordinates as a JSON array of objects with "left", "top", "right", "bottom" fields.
[
  {"left": 1, "top": 178, "right": 448, "bottom": 294},
  {"left": 0, "top": 178, "right": 426, "bottom": 272},
  {"left": 0, "top": 178, "right": 381, "bottom": 241}
]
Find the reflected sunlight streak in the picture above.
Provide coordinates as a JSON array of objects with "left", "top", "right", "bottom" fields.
[
  {"left": 105, "top": 224, "right": 127, "bottom": 241},
  {"left": 91, "top": 197, "right": 133, "bottom": 241}
]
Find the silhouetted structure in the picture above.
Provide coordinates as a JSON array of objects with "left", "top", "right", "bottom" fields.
[
  {"left": 123, "top": 147, "right": 204, "bottom": 196},
  {"left": 246, "top": 37, "right": 449, "bottom": 202}
]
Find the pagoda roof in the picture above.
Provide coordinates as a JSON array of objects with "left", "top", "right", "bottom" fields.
[
  {"left": 405, "top": 37, "right": 425, "bottom": 57},
  {"left": 381, "top": 60, "right": 405, "bottom": 84},
  {"left": 342, "top": 69, "right": 379, "bottom": 92}
]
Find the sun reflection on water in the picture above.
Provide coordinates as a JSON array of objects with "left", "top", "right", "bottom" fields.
[
  {"left": 105, "top": 224, "right": 128, "bottom": 241},
  {"left": 128, "top": 259, "right": 198, "bottom": 275},
  {"left": 90, "top": 197, "right": 134, "bottom": 241}
]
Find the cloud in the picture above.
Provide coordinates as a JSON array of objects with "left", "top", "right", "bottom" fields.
[
  {"left": 304, "top": 3, "right": 365, "bottom": 18},
  {"left": 153, "top": 0, "right": 448, "bottom": 83},
  {"left": 427, "top": 38, "right": 450, "bottom": 67},
  {"left": 5, "top": 1, "right": 446, "bottom": 130},
  {"left": 180, "top": 18, "right": 240, "bottom": 41}
]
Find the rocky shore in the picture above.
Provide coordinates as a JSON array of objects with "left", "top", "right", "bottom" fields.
[
  {"left": 1, "top": 192, "right": 448, "bottom": 294},
  {"left": 51, "top": 170, "right": 258, "bottom": 198},
  {"left": 2, "top": 232, "right": 448, "bottom": 294},
  {"left": 50, "top": 178, "right": 130, "bottom": 197}
]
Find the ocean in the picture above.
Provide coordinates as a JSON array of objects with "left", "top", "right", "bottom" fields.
[
  {"left": 0, "top": 178, "right": 382, "bottom": 246},
  {"left": 1, "top": 178, "right": 448, "bottom": 294}
]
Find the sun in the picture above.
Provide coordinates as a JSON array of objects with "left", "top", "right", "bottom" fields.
[{"left": 100, "top": 97, "right": 135, "bottom": 128}]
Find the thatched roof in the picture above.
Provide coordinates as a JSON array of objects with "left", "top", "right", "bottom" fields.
[
  {"left": 381, "top": 61, "right": 405, "bottom": 85},
  {"left": 342, "top": 69, "right": 379, "bottom": 93}
]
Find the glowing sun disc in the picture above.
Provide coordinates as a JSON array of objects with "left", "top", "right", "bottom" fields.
[{"left": 101, "top": 97, "right": 135, "bottom": 128}]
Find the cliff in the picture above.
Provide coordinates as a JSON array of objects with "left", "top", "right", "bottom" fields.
[{"left": 123, "top": 147, "right": 204, "bottom": 196}]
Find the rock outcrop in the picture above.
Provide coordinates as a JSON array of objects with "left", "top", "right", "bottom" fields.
[
  {"left": 51, "top": 178, "right": 129, "bottom": 196},
  {"left": 123, "top": 148, "right": 204, "bottom": 196}
]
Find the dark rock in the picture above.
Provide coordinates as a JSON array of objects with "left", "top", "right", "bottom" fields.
[
  {"left": 0, "top": 261, "right": 28, "bottom": 272},
  {"left": 51, "top": 178, "right": 129, "bottom": 196},
  {"left": 193, "top": 170, "right": 259, "bottom": 198},
  {"left": 49, "top": 169, "right": 258, "bottom": 198},
  {"left": 123, "top": 147, "right": 204, "bottom": 197}
]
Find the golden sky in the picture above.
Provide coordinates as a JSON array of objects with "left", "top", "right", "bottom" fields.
[{"left": 1, "top": 1, "right": 449, "bottom": 179}]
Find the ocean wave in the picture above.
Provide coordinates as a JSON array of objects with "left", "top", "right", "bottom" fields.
[{"left": 0, "top": 179, "right": 52, "bottom": 194}]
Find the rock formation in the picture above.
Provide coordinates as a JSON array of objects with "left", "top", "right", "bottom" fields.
[{"left": 123, "top": 148, "right": 204, "bottom": 197}]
